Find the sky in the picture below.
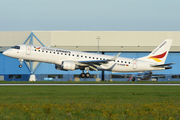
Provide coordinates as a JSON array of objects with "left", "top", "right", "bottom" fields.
[{"left": 0, "top": 0, "right": 180, "bottom": 31}]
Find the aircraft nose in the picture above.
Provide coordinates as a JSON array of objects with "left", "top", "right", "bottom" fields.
[{"left": 3, "top": 50, "right": 9, "bottom": 56}]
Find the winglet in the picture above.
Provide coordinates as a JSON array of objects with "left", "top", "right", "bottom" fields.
[{"left": 107, "top": 52, "right": 121, "bottom": 61}]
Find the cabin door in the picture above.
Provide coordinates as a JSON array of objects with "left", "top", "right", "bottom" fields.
[{"left": 26, "top": 45, "right": 31, "bottom": 55}]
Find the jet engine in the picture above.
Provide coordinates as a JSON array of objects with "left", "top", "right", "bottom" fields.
[{"left": 55, "top": 61, "right": 76, "bottom": 71}]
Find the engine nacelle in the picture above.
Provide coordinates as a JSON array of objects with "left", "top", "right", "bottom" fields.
[{"left": 55, "top": 61, "right": 76, "bottom": 71}]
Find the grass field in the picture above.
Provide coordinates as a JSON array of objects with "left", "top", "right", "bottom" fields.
[{"left": 0, "top": 85, "right": 180, "bottom": 119}]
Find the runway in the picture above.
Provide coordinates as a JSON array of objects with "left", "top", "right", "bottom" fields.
[{"left": 0, "top": 84, "right": 180, "bottom": 86}]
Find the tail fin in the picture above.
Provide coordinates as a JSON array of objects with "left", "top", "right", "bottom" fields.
[{"left": 138, "top": 39, "right": 173, "bottom": 64}]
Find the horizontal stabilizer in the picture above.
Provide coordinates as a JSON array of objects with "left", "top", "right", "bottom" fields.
[
  {"left": 151, "top": 63, "right": 175, "bottom": 67},
  {"left": 151, "top": 63, "right": 175, "bottom": 69}
]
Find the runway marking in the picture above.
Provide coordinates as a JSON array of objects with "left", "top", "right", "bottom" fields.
[{"left": 0, "top": 84, "right": 180, "bottom": 86}]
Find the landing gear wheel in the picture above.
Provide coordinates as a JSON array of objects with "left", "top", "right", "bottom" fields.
[
  {"left": 132, "top": 77, "right": 135, "bottom": 81},
  {"left": 80, "top": 73, "right": 86, "bottom": 78},
  {"left": 19, "top": 65, "right": 22, "bottom": 68},
  {"left": 86, "top": 73, "right": 90, "bottom": 78}
]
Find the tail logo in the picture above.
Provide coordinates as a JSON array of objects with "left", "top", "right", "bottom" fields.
[
  {"left": 148, "top": 51, "right": 167, "bottom": 62},
  {"left": 35, "top": 47, "right": 41, "bottom": 50}
]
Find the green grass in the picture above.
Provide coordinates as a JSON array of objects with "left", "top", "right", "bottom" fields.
[
  {"left": 0, "top": 85, "right": 180, "bottom": 119},
  {"left": 0, "top": 85, "right": 180, "bottom": 104}
]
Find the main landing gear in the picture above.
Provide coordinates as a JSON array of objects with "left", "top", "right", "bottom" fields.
[
  {"left": 19, "top": 59, "right": 23, "bottom": 68},
  {"left": 80, "top": 70, "right": 90, "bottom": 78}
]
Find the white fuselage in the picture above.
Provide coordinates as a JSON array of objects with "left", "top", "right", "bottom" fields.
[{"left": 3, "top": 44, "right": 165, "bottom": 72}]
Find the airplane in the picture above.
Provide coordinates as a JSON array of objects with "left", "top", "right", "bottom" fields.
[
  {"left": 128, "top": 71, "right": 161, "bottom": 81},
  {"left": 3, "top": 39, "right": 174, "bottom": 78}
]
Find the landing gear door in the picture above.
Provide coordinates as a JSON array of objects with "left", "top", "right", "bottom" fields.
[
  {"left": 133, "top": 59, "right": 137, "bottom": 69},
  {"left": 26, "top": 45, "right": 31, "bottom": 55}
]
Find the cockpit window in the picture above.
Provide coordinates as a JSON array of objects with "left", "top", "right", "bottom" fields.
[{"left": 11, "top": 46, "right": 20, "bottom": 49}]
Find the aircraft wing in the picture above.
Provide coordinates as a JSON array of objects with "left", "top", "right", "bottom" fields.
[
  {"left": 78, "top": 60, "right": 107, "bottom": 65},
  {"left": 76, "top": 52, "right": 121, "bottom": 70}
]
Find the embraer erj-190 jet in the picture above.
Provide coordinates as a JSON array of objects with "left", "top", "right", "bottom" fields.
[{"left": 3, "top": 39, "right": 174, "bottom": 78}]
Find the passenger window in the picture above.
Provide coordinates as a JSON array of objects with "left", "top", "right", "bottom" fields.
[
  {"left": 72, "top": 54, "right": 74, "bottom": 56},
  {"left": 54, "top": 52, "right": 55, "bottom": 54},
  {"left": 93, "top": 57, "right": 95, "bottom": 59},
  {"left": 61, "top": 53, "right": 63, "bottom": 55},
  {"left": 117, "top": 60, "right": 119, "bottom": 62},
  {"left": 85, "top": 56, "right": 87, "bottom": 58},
  {"left": 38, "top": 50, "right": 40, "bottom": 52},
  {"left": 121, "top": 61, "right": 123, "bottom": 63},
  {"left": 89, "top": 57, "right": 91, "bottom": 59},
  {"left": 69, "top": 54, "right": 71, "bottom": 56},
  {"left": 46, "top": 51, "right": 48, "bottom": 53},
  {"left": 57, "top": 53, "right": 59, "bottom": 54},
  {"left": 81, "top": 55, "right": 83, "bottom": 57},
  {"left": 96, "top": 58, "right": 98, "bottom": 60}
]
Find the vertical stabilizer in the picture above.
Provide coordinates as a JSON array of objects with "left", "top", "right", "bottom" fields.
[{"left": 138, "top": 39, "right": 173, "bottom": 64}]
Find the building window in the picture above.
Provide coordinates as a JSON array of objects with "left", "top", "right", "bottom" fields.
[
  {"left": 48, "top": 75, "right": 63, "bottom": 78},
  {"left": 110, "top": 75, "right": 131, "bottom": 78},
  {"left": 9, "top": 75, "right": 22, "bottom": 79},
  {"left": 172, "top": 75, "right": 180, "bottom": 78}
]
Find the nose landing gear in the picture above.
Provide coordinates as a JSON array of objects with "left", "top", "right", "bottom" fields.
[
  {"left": 18, "top": 59, "right": 23, "bottom": 68},
  {"left": 19, "top": 64, "right": 22, "bottom": 68}
]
